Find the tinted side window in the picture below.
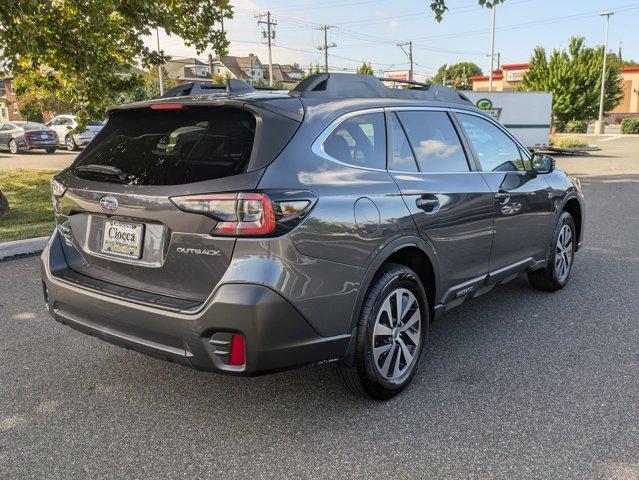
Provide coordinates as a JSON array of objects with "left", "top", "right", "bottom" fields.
[
  {"left": 389, "top": 113, "right": 418, "bottom": 172},
  {"left": 457, "top": 113, "right": 525, "bottom": 172},
  {"left": 323, "top": 112, "right": 386, "bottom": 170},
  {"left": 396, "top": 111, "right": 469, "bottom": 172}
]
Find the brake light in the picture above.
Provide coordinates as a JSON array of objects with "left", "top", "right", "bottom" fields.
[
  {"left": 150, "top": 103, "right": 188, "bottom": 110},
  {"left": 170, "top": 192, "right": 275, "bottom": 236}
]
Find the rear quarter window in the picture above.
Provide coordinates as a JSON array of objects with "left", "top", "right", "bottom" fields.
[
  {"left": 321, "top": 112, "right": 386, "bottom": 170},
  {"left": 74, "top": 107, "right": 256, "bottom": 186}
]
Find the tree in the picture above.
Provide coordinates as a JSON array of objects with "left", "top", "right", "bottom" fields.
[
  {"left": 429, "top": 0, "right": 503, "bottom": 21},
  {"left": 432, "top": 62, "right": 482, "bottom": 90},
  {"left": 521, "top": 36, "right": 624, "bottom": 122},
  {"left": 302, "top": 63, "right": 322, "bottom": 80},
  {"left": 0, "top": 1, "right": 232, "bottom": 130},
  {"left": 0, "top": 191, "right": 9, "bottom": 218},
  {"left": 356, "top": 62, "right": 374, "bottom": 75},
  {"left": 16, "top": 91, "right": 44, "bottom": 123},
  {"left": 117, "top": 68, "right": 178, "bottom": 103}
]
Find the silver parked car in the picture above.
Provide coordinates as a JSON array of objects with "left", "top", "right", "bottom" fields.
[{"left": 46, "top": 115, "right": 104, "bottom": 151}]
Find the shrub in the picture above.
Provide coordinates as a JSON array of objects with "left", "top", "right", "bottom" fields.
[
  {"left": 552, "top": 120, "right": 566, "bottom": 133},
  {"left": 566, "top": 120, "right": 587, "bottom": 133},
  {"left": 620, "top": 118, "right": 639, "bottom": 134},
  {"left": 549, "top": 136, "right": 588, "bottom": 149}
]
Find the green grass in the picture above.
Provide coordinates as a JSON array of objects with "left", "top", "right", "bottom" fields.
[
  {"left": 549, "top": 136, "right": 589, "bottom": 149},
  {"left": 0, "top": 169, "right": 57, "bottom": 242}
]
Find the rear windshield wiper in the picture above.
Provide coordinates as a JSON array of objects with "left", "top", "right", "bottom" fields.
[{"left": 75, "top": 164, "right": 128, "bottom": 183}]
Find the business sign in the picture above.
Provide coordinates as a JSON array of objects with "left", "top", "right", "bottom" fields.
[
  {"left": 384, "top": 70, "right": 410, "bottom": 81},
  {"left": 476, "top": 98, "right": 502, "bottom": 120},
  {"left": 505, "top": 69, "right": 527, "bottom": 82}
]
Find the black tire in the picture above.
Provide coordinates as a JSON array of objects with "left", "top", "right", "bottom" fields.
[
  {"left": 45, "top": 147, "right": 57, "bottom": 154},
  {"left": 65, "top": 135, "right": 78, "bottom": 151},
  {"left": 336, "top": 263, "right": 429, "bottom": 400},
  {"left": 9, "top": 139, "right": 19, "bottom": 154},
  {"left": 528, "top": 211, "right": 576, "bottom": 292}
]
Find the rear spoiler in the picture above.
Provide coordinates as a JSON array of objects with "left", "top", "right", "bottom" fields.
[{"left": 162, "top": 80, "right": 282, "bottom": 98}]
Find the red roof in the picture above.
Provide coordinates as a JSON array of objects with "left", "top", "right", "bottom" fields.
[
  {"left": 471, "top": 73, "right": 503, "bottom": 81},
  {"left": 622, "top": 65, "right": 639, "bottom": 72},
  {"left": 501, "top": 63, "right": 529, "bottom": 71}
]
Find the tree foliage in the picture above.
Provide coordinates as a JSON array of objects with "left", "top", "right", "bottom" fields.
[
  {"left": 356, "top": 62, "right": 374, "bottom": 75},
  {"left": 116, "top": 68, "right": 179, "bottom": 103},
  {"left": 0, "top": 0, "right": 232, "bottom": 129},
  {"left": 429, "top": 0, "right": 503, "bottom": 21},
  {"left": 521, "top": 36, "right": 624, "bottom": 122},
  {"left": 432, "top": 62, "right": 482, "bottom": 89}
]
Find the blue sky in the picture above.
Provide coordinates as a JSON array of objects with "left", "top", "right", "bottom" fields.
[{"left": 149, "top": 0, "right": 639, "bottom": 76}]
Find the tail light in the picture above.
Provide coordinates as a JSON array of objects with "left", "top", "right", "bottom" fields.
[{"left": 170, "top": 191, "right": 315, "bottom": 237}]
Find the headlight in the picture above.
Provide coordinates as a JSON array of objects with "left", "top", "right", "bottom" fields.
[{"left": 51, "top": 178, "right": 66, "bottom": 198}]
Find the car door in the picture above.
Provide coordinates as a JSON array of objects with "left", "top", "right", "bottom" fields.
[
  {"left": 47, "top": 117, "right": 62, "bottom": 144},
  {"left": 386, "top": 108, "right": 495, "bottom": 304},
  {"left": 455, "top": 112, "right": 554, "bottom": 274},
  {"left": 0, "top": 123, "right": 14, "bottom": 148}
]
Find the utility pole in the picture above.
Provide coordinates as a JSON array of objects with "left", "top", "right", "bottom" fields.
[
  {"left": 442, "top": 63, "right": 450, "bottom": 86},
  {"left": 156, "top": 28, "right": 164, "bottom": 96},
  {"left": 488, "top": 5, "right": 496, "bottom": 91},
  {"left": 256, "top": 12, "right": 276, "bottom": 86},
  {"left": 317, "top": 25, "right": 336, "bottom": 73},
  {"left": 597, "top": 11, "right": 613, "bottom": 134},
  {"left": 397, "top": 41, "right": 413, "bottom": 81}
]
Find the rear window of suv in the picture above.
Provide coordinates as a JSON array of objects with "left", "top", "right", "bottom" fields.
[{"left": 73, "top": 107, "right": 256, "bottom": 185}]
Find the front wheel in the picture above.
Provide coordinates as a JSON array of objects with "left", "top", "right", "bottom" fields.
[
  {"left": 45, "top": 147, "right": 57, "bottom": 154},
  {"left": 336, "top": 263, "right": 428, "bottom": 400},
  {"left": 9, "top": 139, "right": 19, "bottom": 154},
  {"left": 528, "top": 211, "right": 576, "bottom": 292},
  {"left": 65, "top": 135, "right": 78, "bottom": 151}
]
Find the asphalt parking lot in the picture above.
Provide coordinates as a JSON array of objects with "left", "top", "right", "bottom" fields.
[{"left": 1, "top": 137, "right": 638, "bottom": 479}]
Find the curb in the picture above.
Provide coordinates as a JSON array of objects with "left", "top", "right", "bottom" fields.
[{"left": 0, "top": 236, "right": 49, "bottom": 260}]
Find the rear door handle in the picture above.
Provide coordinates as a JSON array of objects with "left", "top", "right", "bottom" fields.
[
  {"left": 494, "top": 189, "right": 511, "bottom": 203},
  {"left": 416, "top": 196, "right": 440, "bottom": 212}
]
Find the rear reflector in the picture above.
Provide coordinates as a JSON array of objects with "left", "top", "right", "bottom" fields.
[
  {"left": 150, "top": 103, "right": 188, "bottom": 110},
  {"left": 229, "top": 335, "right": 246, "bottom": 366}
]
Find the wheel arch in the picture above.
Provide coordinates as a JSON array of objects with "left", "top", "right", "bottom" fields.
[
  {"left": 348, "top": 236, "right": 440, "bottom": 334},
  {"left": 561, "top": 196, "right": 583, "bottom": 250}
]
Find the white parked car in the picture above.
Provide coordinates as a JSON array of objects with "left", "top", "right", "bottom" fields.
[{"left": 46, "top": 115, "right": 104, "bottom": 151}]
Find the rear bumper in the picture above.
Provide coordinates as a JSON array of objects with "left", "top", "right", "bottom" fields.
[{"left": 40, "top": 233, "right": 350, "bottom": 375}]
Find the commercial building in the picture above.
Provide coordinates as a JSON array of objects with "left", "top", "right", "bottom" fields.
[{"left": 471, "top": 63, "right": 639, "bottom": 120}]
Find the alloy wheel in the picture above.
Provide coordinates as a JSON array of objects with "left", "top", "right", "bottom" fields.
[
  {"left": 372, "top": 288, "right": 421, "bottom": 381},
  {"left": 554, "top": 224, "right": 574, "bottom": 282},
  {"left": 9, "top": 140, "right": 18, "bottom": 154}
]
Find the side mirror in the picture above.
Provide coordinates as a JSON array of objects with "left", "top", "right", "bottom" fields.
[
  {"left": 66, "top": 125, "right": 72, "bottom": 130},
  {"left": 531, "top": 153, "right": 555, "bottom": 174}
]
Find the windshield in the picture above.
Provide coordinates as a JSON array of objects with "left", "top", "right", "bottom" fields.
[
  {"left": 88, "top": 120, "right": 104, "bottom": 127},
  {"left": 73, "top": 107, "right": 256, "bottom": 186}
]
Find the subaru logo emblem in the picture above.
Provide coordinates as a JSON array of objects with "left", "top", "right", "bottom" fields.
[{"left": 99, "top": 195, "right": 118, "bottom": 213}]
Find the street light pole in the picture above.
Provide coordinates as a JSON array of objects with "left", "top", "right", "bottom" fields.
[
  {"left": 597, "top": 12, "right": 613, "bottom": 133},
  {"left": 156, "top": 28, "right": 164, "bottom": 96},
  {"left": 488, "top": 5, "right": 496, "bottom": 91}
]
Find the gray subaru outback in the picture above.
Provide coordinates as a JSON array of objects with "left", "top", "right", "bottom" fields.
[{"left": 40, "top": 74, "right": 585, "bottom": 400}]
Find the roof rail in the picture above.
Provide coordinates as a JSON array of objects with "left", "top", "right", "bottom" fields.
[
  {"left": 162, "top": 79, "right": 256, "bottom": 98},
  {"left": 290, "top": 73, "right": 472, "bottom": 105}
]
